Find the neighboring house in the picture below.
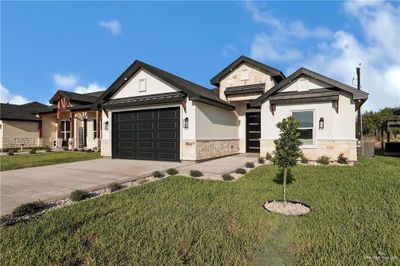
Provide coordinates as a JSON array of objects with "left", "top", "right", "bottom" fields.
[
  {"left": 36, "top": 90, "right": 104, "bottom": 150},
  {"left": 0, "top": 102, "right": 48, "bottom": 150},
  {"left": 97, "top": 56, "right": 368, "bottom": 162}
]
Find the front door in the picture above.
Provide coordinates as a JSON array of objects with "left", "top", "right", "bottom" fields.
[{"left": 246, "top": 112, "right": 261, "bottom": 153}]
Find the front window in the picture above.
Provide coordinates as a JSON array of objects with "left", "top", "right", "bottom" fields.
[
  {"left": 292, "top": 111, "right": 313, "bottom": 145},
  {"left": 93, "top": 119, "right": 97, "bottom": 139}
]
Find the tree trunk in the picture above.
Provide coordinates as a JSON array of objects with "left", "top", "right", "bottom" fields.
[{"left": 283, "top": 167, "right": 287, "bottom": 203}]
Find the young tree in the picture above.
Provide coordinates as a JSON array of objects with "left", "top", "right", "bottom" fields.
[{"left": 273, "top": 116, "right": 302, "bottom": 203}]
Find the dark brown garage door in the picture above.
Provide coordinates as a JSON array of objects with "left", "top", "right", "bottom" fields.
[{"left": 112, "top": 108, "right": 180, "bottom": 161}]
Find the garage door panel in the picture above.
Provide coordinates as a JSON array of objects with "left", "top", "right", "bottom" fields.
[{"left": 113, "top": 107, "right": 180, "bottom": 161}]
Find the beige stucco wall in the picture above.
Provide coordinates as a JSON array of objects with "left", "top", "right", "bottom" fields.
[
  {"left": 260, "top": 77, "right": 358, "bottom": 161},
  {"left": 0, "top": 120, "right": 39, "bottom": 149},
  {"left": 111, "top": 69, "right": 178, "bottom": 99},
  {"left": 218, "top": 62, "right": 277, "bottom": 101},
  {"left": 41, "top": 114, "right": 57, "bottom": 147}
]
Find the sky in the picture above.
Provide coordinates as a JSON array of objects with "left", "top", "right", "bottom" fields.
[{"left": 1, "top": 0, "right": 399, "bottom": 112}]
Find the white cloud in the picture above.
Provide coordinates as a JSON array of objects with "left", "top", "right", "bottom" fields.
[
  {"left": 222, "top": 44, "right": 239, "bottom": 58},
  {"left": 98, "top": 20, "right": 121, "bottom": 35},
  {"left": 0, "top": 84, "right": 29, "bottom": 104},
  {"left": 53, "top": 73, "right": 78, "bottom": 89},
  {"left": 244, "top": 0, "right": 400, "bottom": 111},
  {"left": 74, "top": 83, "right": 105, "bottom": 94}
]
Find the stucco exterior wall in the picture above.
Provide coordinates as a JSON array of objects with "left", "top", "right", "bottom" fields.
[
  {"left": 218, "top": 63, "right": 276, "bottom": 101},
  {"left": 0, "top": 120, "right": 39, "bottom": 149},
  {"left": 260, "top": 77, "right": 357, "bottom": 161},
  {"left": 41, "top": 114, "right": 57, "bottom": 147},
  {"left": 111, "top": 69, "right": 178, "bottom": 99}
]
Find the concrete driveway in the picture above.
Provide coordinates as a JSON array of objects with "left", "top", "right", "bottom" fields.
[{"left": 0, "top": 154, "right": 257, "bottom": 215}]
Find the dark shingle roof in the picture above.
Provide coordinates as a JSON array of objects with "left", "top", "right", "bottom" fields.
[
  {"left": 252, "top": 67, "right": 369, "bottom": 109},
  {"left": 0, "top": 103, "right": 41, "bottom": 121},
  {"left": 268, "top": 88, "right": 340, "bottom": 105},
  {"left": 21, "top": 102, "right": 50, "bottom": 113},
  {"left": 225, "top": 83, "right": 265, "bottom": 96},
  {"left": 50, "top": 90, "right": 104, "bottom": 104},
  {"left": 97, "top": 60, "right": 235, "bottom": 110},
  {"left": 210, "top": 56, "right": 285, "bottom": 86}
]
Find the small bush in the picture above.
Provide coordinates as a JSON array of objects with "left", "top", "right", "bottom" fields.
[
  {"left": 109, "top": 182, "right": 124, "bottom": 192},
  {"left": 337, "top": 153, "right": 348, "bottom": 165},
  {"left": 29, "top": 148, "right": 37, "bottom": 154},
  {"left": 300, "top": 153, "right": 309, "bottom": 164},
  {"left": 258, "top": 157, "right": 265, "bottom": 164},
  {"left": 12, "top": 201, "right": 48, "bottom": 217},
  {"left": 70, "top": 190, "right": 92, "bottom": 201},
  {"left": 63, "top": 147, "right": 69, "bottom": 151},
  {"left": 235, "top": 168, "right": 246, "bottom": 174},
  {"left": 45, "top": 146, "right": 52, "bottom": 152},
  {"left": 265, "top": 152, "right": 272, "bottom": 161},
  {"left": 7, "top": 150, "right": 14, "bottom": 156},
  {"left": 86, "top": 149, "right": 93, "bottom": 153},
  {"left": 317, "top": 156, "right": 330, "bottom": 165},
  {"left": 79, "top": 149, "right": 85, "bottom": 152},
  {"left": 152, "top": 171, "right": 165, "bottom": 178},
  {"left": 190, "top": 170, "right": 203, "bottom": 177},
  {"left": 0, "top": 214, "right": 16, "bottom": 226},
  {"left": 166, "top": 168, "right": 178, "bottom": 175},
  {"left": 245, "top": 162, "right": 255, "bottom": 168},
  {"left": 222, "top": 173, "right": 234, "bottom": 181},
  {"left": 73, "top": 148, "right": 79, "bottom": 152}
]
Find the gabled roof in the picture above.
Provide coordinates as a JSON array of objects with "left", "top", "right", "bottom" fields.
[
  {"left": 50, "top": 90, "right": 103, "bottom": 104},
  {"left": 0, "top": 103, "right": 41, "bottom": 121},
  {"left": 21, "top": 101, "right": 50, "bottom": 113},
  {"left": 97, "top": 60, "right": 235, "bottom": 110},
  {"left": 210, "top": 55, "right": 285, "bottom": 86},
  {"left": 251, "top": 67, "right": 369, "bottom": 108}
]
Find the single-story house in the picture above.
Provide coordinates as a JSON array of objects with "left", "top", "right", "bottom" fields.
[
  {"left": 0, "top": 102, "right": 48, "bottom": 150},
  {"left": 96, "top": 56, "right": 368, "bottom": 162}
]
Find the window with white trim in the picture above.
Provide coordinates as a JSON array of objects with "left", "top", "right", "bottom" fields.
[
  {"left": 292, "top": 111, "right": 314, "bottom": 145},
  {"left": 139, "top": 78, "right": 147, "bottom": 92}
]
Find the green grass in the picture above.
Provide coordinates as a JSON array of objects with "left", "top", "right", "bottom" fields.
[
  {"left": 0, "top": 151, "right": 101, "bottom": 171},
  {"left": 1, "top": 155, "right": 399, "bottom": 265}
]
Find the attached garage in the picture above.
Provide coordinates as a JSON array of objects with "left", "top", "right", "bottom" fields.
[{"left": 112, "top": 107, "right": 180, "bottom": 161}]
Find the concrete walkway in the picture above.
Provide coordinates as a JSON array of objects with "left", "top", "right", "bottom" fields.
[{"left": 0, "top": 154, "right": 257, "bottom": 215}]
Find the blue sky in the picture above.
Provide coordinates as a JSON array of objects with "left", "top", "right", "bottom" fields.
[{"left": 1, "top": 1, "right": 399, "bottom": 111}]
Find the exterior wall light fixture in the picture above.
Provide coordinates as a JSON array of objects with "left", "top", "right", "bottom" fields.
[{"left": 319, "top": 117, "right": 324, "bottom": 130}]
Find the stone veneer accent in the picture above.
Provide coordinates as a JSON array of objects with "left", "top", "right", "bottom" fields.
[
  {"left": 195, "top": 139, "right": 240, "bottom": 161},
  {"left": 1, "top": 137, "right": 38, "bottom": 149},
  {"left": 101, "top": 139, "right": 111, "bottom": 157},
  {"left": 260, "top": 139, "right": 357, "bottom": 161}
]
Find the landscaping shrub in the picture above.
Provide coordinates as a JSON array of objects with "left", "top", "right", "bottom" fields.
[
  {"left": 63, "top": 147, "right": 69, "bottom": 151},
  {"left": 265, "top": 152, "right": 272, "bottom": 161},
  {"left": 45, "top": 146, "right": 52, "bottom": 152},
  {"left": 29, "top": 148, "right": 37, "bottom": 154},
  {"left": 190, "top": 170, "right": 203, "bottom": 177},
  {"left": 7, "top": 150, "right": 14, "bottom": 156},
  {"left": 245, "top": 162, "right": 255, "bottom": 168},
  {"left": 12, "top": 201, "right": 48, "bottom": 218},
  {"left": 166, "top": 168, "right": 178, "bottom": 175},
  {"left": 222, "top": 173, "right": 234, "bottom": 181},
  {"left": 152, "top": 171, "right": 165, "bottom": 178},
  {"left": 235, "top": 168, "right": 246, "bottom": 174},
  {"left": 258, "top": 157, "right": 265, "bottom": 164},
  {"left": 70, "top": 190, "right": 92, "bottom": 201},
  {"left": 0, "top": 214, "right": 15, "bottom": 226},
  {"left": 73, "top": 148, "right": 78, "bottom": 152},
  {"left": 317, "top": 156, "right": 330, "bottom": 165},
  {"left": 86, "top": 149, "right": 93, "bottom": 153},
  {"left": 337, "top": 153, "right": 348, "bottom": 165},
  {"left": 109, "top": 182, "right": 124, "bottom": 192},
  {"left": 300, "top": 153, "right": 309, "bottom": 164}
]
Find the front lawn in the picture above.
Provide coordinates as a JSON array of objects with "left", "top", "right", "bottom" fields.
[
  {"left": 1, "top": 155, "right": 399, "bottom": 264},
  {"left": 0, "top": 151, "right": 101, "bottom": 171}
]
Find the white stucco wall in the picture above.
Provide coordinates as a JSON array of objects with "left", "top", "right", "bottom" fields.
[
  {"left": 195, "top": 102, "right": 238, "bottom": 140},
  {"left": 111, "top": 69, "right": 178, "bottom": 99},
  {"left": 283, "top": 75, "right": 327, "bottom": 92}
]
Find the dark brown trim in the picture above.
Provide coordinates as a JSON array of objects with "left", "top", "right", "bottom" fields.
[
  {"left": 225, "top": 83, "right": 265, "bottom": 96},
  {"left": 189, "top": 95, "right": 235, "bottom": 110},
  {"left": 270, "top": 95, "right": 339, "bottom": 105}
]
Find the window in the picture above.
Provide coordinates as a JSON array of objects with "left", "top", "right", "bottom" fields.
[
  {"left": 139, "top": 78, "right": 147, "bottom": 92},
  {"left": 240, "top": 69, "right": 249, "bottom": 81},
  {"left": 93, "top": 119, "right": 97, "bottom": 139},
  {"left": 61, "top": 120, "right": 70, "bottom": 146},
  {"left": 292, "top": 111, "right": 314, "bottom": 145}
]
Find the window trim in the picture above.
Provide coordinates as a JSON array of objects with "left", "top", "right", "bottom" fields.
[
  {"left": 138, "top": 78, "right": 147, "bottom": 92},
  {"left": 291, "top": 109, "right": 315, "bottom": 147}
]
